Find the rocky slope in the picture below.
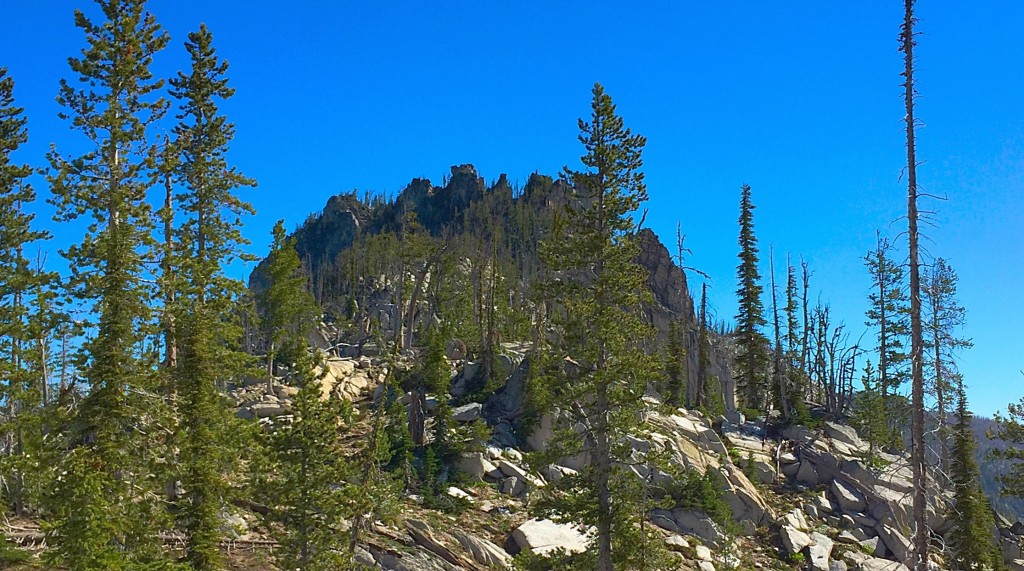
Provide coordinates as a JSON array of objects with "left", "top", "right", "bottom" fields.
[
  {"left": 232, "top": 165, "right": 1022, "bottom": 569},
  {"left": 223, "top": 330, "right": 1024, "bottom": 571}
]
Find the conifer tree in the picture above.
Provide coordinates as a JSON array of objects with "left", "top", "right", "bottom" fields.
[
  {"left": 987, "top": 376, "right": 1024, "bottom": 499},
  {"left": 851, "top": 361, "right": 887, "bottom": 461},
  {"left": 735, "top": 184, "right": 769, "bottom": 411},
  {"left": 43, "top": 1, "right": 172, "bottom": 567},
  {"left": 947, "top": 380, "right": 1002, "bottom": 571},
  {"left": 167, "top": 24, "right": 257, "bottom": 569},
  {"left": 0, "top": 68, "right": 54, "bottom": 522},
  {"left": 696, "top": 283, "right": 713, "bottom": 413},
  {"left": 257, "top": 223, "right": 355, "bottom": 569},
  {"left": 259, "top": 221, "right": 316, "bottom": 391},
  {"left": 534, "top": 83, "right": 663, "bottom": 571},
  {"left": 922, "top": 258, "right": 971, "bottom": 477},
  {"left": 783, "top": 258, "right": 810, "bottom": 423},
  {"left": 864, "top": 234, "right": 909, "bottom": 441},
  {"left": 664, "top": 320, "right": 685, "bottom": 407}
]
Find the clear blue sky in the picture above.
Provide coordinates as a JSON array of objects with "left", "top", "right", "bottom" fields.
[{"left": 2, "top": 2, "right": 1022, "bottom": 415}]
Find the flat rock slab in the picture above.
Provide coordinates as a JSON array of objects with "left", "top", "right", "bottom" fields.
[
  {"left": 511, "top": 519, "right": 590, "bottom": 556},
  {"left": 857, "top": 558, "right": 911, "bottom": 571}
]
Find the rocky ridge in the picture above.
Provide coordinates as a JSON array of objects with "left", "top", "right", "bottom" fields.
[{"left": 219, "top": 330, "right": 1024, "bottom": 571}]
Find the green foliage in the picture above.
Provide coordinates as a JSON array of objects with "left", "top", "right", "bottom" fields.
[
  {"left": 531, "top": 83, "right": 663, "bottom": 570},
  {"left": 0, "top": 535, "right": 30, "bottom": 564},
  {"left": 851, "top": 361, "right": 888, "bottom": 459},
  {"left": 42, "top": 1, "right": 177, "bottom": 567},
  {"left": 260, "top": 350, "right": 357, "bottom": 570},
  {"left": 664, "top": 468, "right": 733, "bottom": 528},
  {"left": 165, "top": 23, "right": 257, "bottom": 569},
  {"left": 513, "top": 546, "right": 590, "bottom": 571},
  {"left": 258, "top": 220, "right": 319, "bottom": 379},
  {"left": 734, "top": 184, "right": 770, "bottom": 411},
  {"left": 948, "top": 383, "right": 1002, "bottom": 570},
  {"left": 742, "top": 452, "right": 759, "bottom": 484},
  {"left": 863, "top": 235, "right": 909, "bottom": 432},
  {"left": 0, "top": 67, "right": 60, "bottom": 521},
  {"left": 922, "top": 258, "right": 971, "bottom": 473},
  {"left": 989, "top": 375, "right": 1024, "bottom": 499},
  {"left": 700, "top": 375, "right": 726, "bottom": 420},
  {"left": 663, "top": 320, "right": 685, "bottom": 407}
]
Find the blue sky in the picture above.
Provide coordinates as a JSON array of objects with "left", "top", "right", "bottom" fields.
[{"left": 2, "top": 1, "right": 1022, "bottom": 415}]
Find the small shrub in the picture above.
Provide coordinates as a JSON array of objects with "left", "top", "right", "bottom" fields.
[{"left": 665, "top": 468, "right": 733, "bottom": 527}]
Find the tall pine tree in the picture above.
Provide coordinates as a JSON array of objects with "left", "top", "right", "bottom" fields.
[
  {"left": 533, "top": 83, "right": 663, "bottom": 571},
  {"left": 43, "top": 1, "right": 172, "bottom": 568},
  {"left": 257, "top": 223, "right": 356, "bottom": 570},
  {"left": 167, "top": 24, "right": 257, "bottom": 569},
  {"left": 922, "top": 258, "right": 971, "bottom": 477},
  {"left": 864, "top": 233, "right": 909, "bottom": 445},
  {"left": 735, "top": 184, "right": 769, "bottom": 412},
  {"left": 0, "top": 67, "right": 54, "bottom": 523}
]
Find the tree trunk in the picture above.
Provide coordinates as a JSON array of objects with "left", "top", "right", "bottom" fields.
[
  {"left": 594, "top": 380, "right": 614, "bottom": 571},
  {"left": 901, "top": 1, "right": 929, "bottom": 568},
  {"left": 770, "top": 249, "right": 789, "bottom": 420},
  {"left": 800, "top": 259, "right": 811, "bottom": 384},
  {"left": 163, "top": 166, "right": 177, "bottom": 373}
]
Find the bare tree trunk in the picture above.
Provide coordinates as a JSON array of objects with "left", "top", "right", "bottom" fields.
[
  {"left": 770, "top": 248, "right": 789, "bottom": 420},
  {"left": 901, "top": 1, "right": 928, "bottom": 568},
  {"left": 931, "top": 294, "right": 949, "bottom": 477},
  {"left": 799, "top": 259, "right": 811, "bottom": 383}
]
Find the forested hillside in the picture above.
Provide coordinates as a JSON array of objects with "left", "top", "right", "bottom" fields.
[{"left": 1, "top": 1, "right": 1023, "bottom": 571}]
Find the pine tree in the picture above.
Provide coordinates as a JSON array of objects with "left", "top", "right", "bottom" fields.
[
  {"left": 921, "top": 258, "right": 971, "bottom": 477},
  {"left": 259, "top": 221, "right": 317, "bottom": 391},
  {"left": 947, "top": 380, "right": 1002, "bottom": 571},
  {"left": 43, "top": 1, "right": 172, "bottom": 567},
  {"left": 0, "top": 67, "right": 54, "bottom": 524},
  {"left": 900, "top": 2, "right": 929, "bottom": 566},
  {"left": 783, "top": 258, "right": 810, "bottom": 424},
  {"left": 533, "top": 83, "right": 664, "bottom": 570},
  {"left": 167, "top": 24, "right": 257, "bottom": 569},
  {"left": 987, "top": 380, "right": 1024, "bottom": 498},
  {"left": 263, "top": 352, "right": 356, "bottom": 570},
  {"left": 663, "top": 319, "right": 685, "bottom": 407},
  {"left": 864, "top": 233, "right": 909, "bottom": 444},
  {"left": 851, "top": 361, "right": 887, "bottom": 461},
  {"left": 256, "top": 223, "right": 355, "bottom": 569},
  {"left": 735, "top": 184, "right": 769, "bottom": 412}
]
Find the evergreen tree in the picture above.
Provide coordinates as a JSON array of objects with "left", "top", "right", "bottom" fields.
[
  {"left": 533, "top": 83, "right": 664, "bottom": 571},
  {"left": 263, "top": 351, "right": 356, "bottom": 570},
  {"left": 851, "top": 361, "right": 887, "bottom": 461},
  {"left": 0, "top": 67, "right": 55, "bottom": 523},
  {"left": 734, "top": 184, "right": 769, "bottom": 412},
  {"left": 947, "top": 380, "right": 1002, "bottom": 571},
  {"left": 43, "top": 1, "right": 172, "bottom": 567},
  {"left": 258, "top": 221, "right": 317, "bottom": 391},
  {"left": 256, "top": 222, "right": 356, "bottom": 569},
  {"left": 987, "top": 380, "right": 1024, "bottom": 499},
  {"left": 922, "top": 258, "right": 971, "bottom": 477},
  {"left": 864, "top": 234, "right": 909, "bottom": 440},
  {"left": 663, "top": 320, "right": 685, "bottom": 407},
  {"left": 167, "top": 24, "right": 257, "bottom": 569},
  {"left": 783, "top": 258, "right": 810, "bottom": 424}
]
